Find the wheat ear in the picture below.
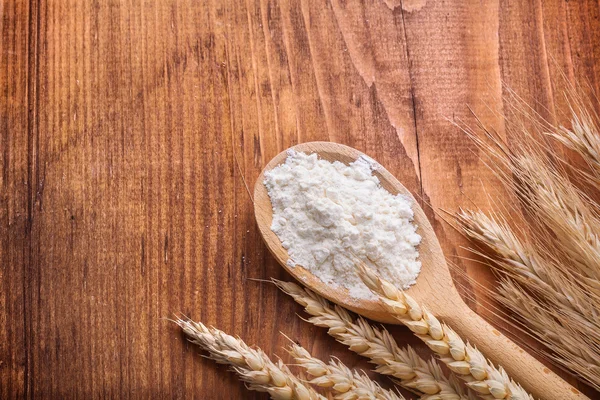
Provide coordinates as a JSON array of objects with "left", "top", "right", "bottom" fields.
[
  {"left": 496, "top": 280, "right": 600, "bottom": 389},
  {"left": 288, "top": 343, "right": 405, "bottom": 400},
  {"left": 273, "top": 280, "right": 469, "bottom": 400},
  {"left": 513, "top": 155, "right": 600, "bottom": 284},
  {"left": 549, "top": 96, "right": 600, "bottom": 175},
  {"left": 457, "top": 209, "right": 600, "bottom": 390},
  {"left": 456, "top": 209, "right": 597, "bottom": 307},
  {"left": 175, "top": 318, "right": 326, "bottom": 400},
  {"left": 356, "top": 265, "right": 533, "bottom": 400},
  {"left": 457, "top": 208, "right": 600, "bottom": 330}
]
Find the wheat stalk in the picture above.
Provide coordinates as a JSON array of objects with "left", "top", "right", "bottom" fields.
[
  {"left": 289, "top": 343, "right": 405, "bottom": 400},
  {"left": 457, "top": 208, "right": 600, "bottom": 324},
  {"left": 457, "top": 209, "right": 600, "bottom": 390},
  {"left": 461, "top": 101, "right": 600, "bottom": 287},
  {"left": 274, "top": 279, "right": 470, "bottom": 400},
  {"left": 456, "top": 209, "right": 599, "bottom": 317},
  {"left": 175, "top": 317, "right": 326, "bottom": 400},
  {"left": 455, "top": 103, "right": 600, "bottom": 390},
  {"left": 496, "top": 280, "right": 600, "bottom": 390},
  {"left": 355, "top": 265, "right": 533, "bottom": 400},
  {"left": 548, "top": 90, "right": 600, "bottom": 176},
  {"left": 512, "top": 154, "right": 600, "bottom": 284}
]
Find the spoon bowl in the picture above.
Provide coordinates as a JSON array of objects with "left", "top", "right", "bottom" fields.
[
  {"left": 254, "top": 141, "right": 585, "bottom": 400},
  {"left": 254, "top": 141, "right": 446, "bottom": 323}
]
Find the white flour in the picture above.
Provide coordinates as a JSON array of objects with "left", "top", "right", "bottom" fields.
[{"left": 264, "top": 150, "right": 421, "bottom": 299}]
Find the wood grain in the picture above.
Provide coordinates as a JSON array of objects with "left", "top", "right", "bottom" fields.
[
  {"left": 1, "top": 0, "right": 599, "bottom": 398},
  {"left": 1, "top": 0, "right": 30, "bottom": 397}
]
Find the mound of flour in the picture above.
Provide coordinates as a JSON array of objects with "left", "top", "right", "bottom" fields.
[{"left": 264, "top": 150, "right": 421, "bottom": 299}]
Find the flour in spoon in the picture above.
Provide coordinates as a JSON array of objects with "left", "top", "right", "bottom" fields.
[{"left": 264, "top": 150, "right": 421, "bottom": 299}]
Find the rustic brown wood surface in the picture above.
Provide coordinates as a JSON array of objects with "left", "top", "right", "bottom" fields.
[{"left": 2, "top": 0, "right": 600, "bottom": 398}]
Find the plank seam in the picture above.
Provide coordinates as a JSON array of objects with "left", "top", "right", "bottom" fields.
[
  {"left": 397, "top": 3, "right": 423, "bottom": 201},
  {"left": 25, "top": 0, "right": 41, "bottom": 396}
]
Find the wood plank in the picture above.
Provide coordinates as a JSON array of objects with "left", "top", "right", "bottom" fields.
[
  {"left": 223, "top": 0, "right": 423, "bottom": 397},
  {"left": 398, "top": 1, "right": 508, "bottom": 310},
  {"left": 0, "top": 0, "right": 32, "bottom": 397},
  {"left": 3, "top": 0, "right": 600, "bottom": 398}
]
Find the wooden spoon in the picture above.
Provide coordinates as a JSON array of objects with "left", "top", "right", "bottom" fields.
[{"left": 254, "top": 141, "right": 585, "bottom": 400}]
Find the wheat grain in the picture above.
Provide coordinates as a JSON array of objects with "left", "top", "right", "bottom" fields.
[
  {"left": 355, "top": 265, "right": 533, "bottom": 400},
  {"left": 289, "top": 343, "right": 405, "bottom": 400},
  {"left": 175, "top": 317, "right": 326, "bottom": 400},
  {"left": 274, "top": 279, "right": 470, "bottom": 400}
]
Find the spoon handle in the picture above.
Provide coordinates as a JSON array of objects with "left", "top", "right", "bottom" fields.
[{"left": 435, "top": 295, "right": 586, "bottom": 400}]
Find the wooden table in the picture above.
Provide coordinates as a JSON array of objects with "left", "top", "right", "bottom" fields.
[{"left": 2, "top": 1, "right": 599, "bottom": 398}]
